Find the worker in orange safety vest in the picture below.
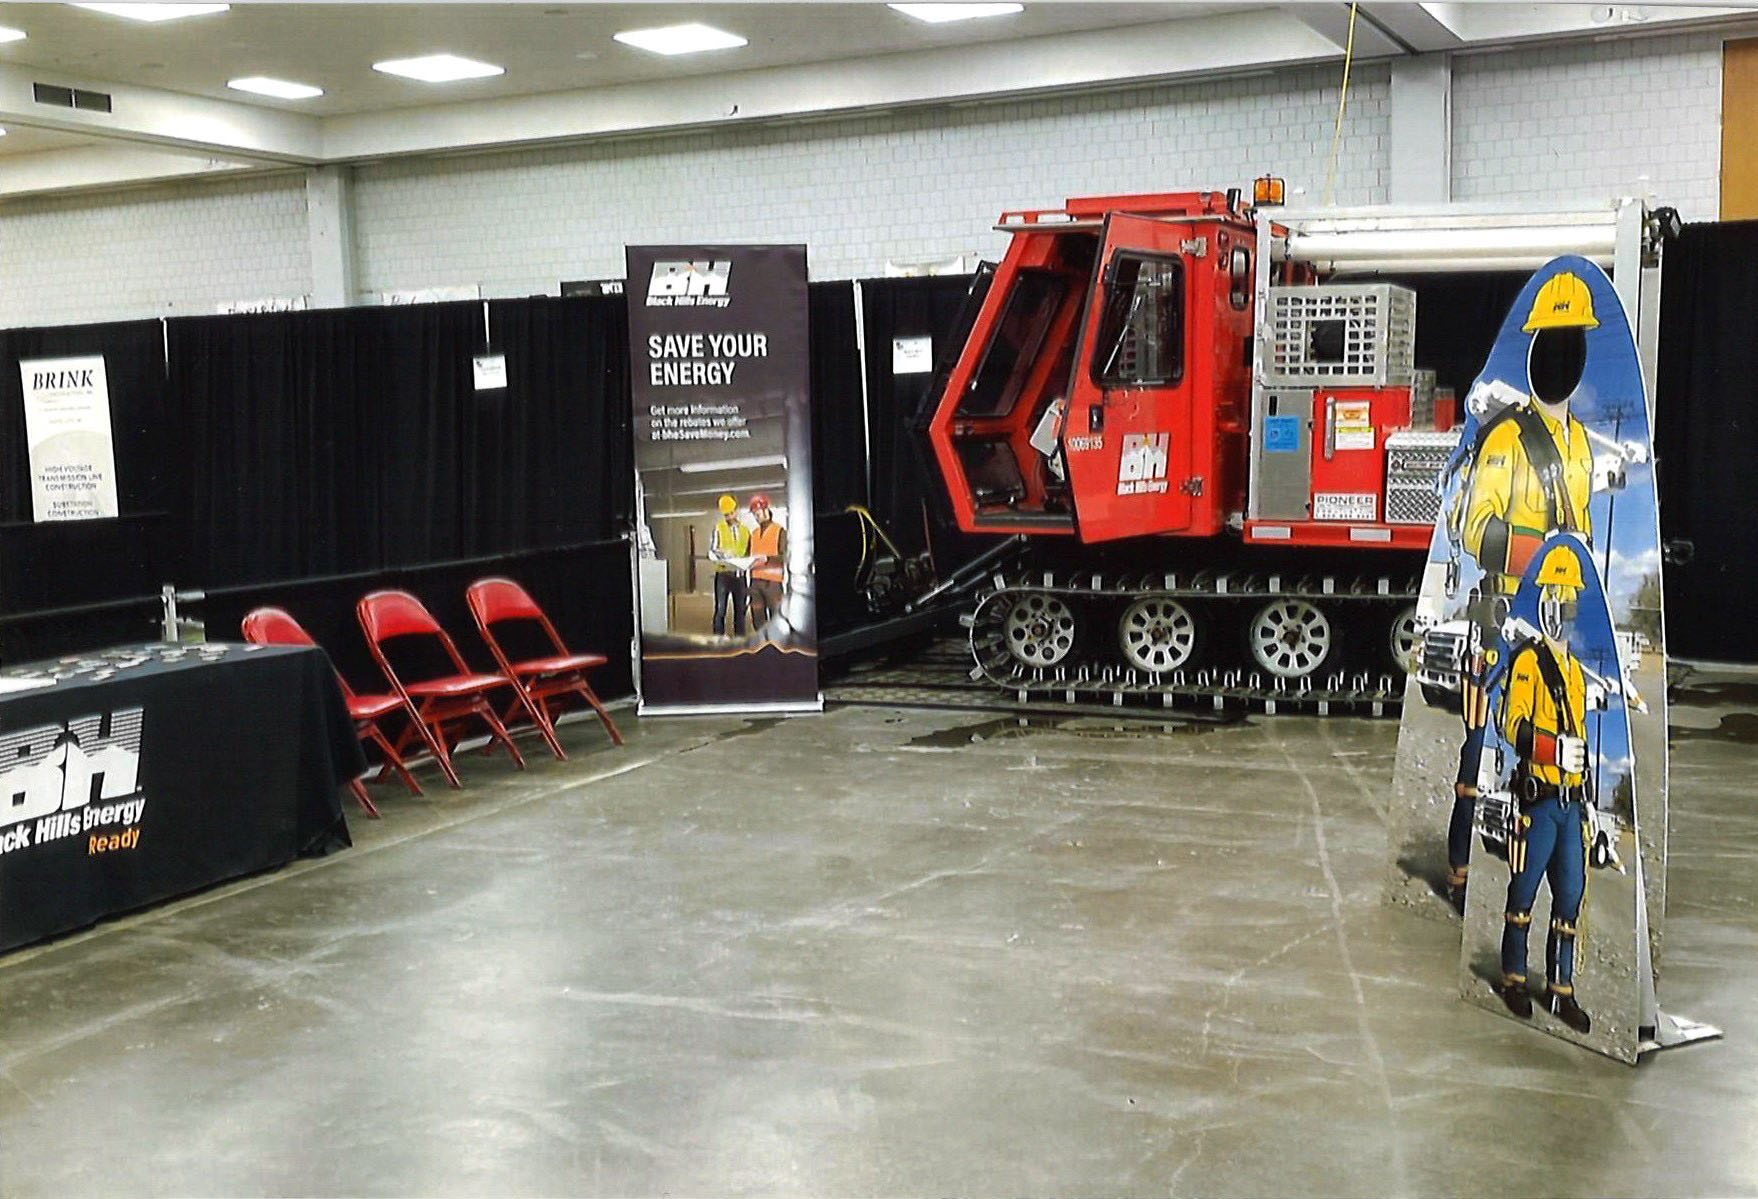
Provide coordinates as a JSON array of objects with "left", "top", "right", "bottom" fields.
[{"left": 747, "top": 493, "right": 786, "bottom": 632}]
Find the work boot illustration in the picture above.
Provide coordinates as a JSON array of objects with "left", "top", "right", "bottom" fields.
[
  {"left": 1495, "top": 979, "right": 1534, "bottom": 1019},
  {"left": 1548, "top": 990, "right": 1592, "bottom": 1034}
]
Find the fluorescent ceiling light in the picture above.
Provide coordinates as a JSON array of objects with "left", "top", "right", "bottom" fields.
[
  {"left": 372, "top": 53, "right": 504, "bottom": 83},
  {"left": 889, "top": 3, "right": 1024, "bottom": 23},
  {"left": 0, "top": 25, "right": 26, "bottom": 42},
  {"left": 678, "top": 455, "right": 786, "bottom": 474},
  {"left": 74, "top": 4, "right": 230, "bottom": 22},
  {"left": 228, "top": 76, "right": 322, "bottom": 100},
  {"left": 613, "top": 23, "right": 747, "bottom": 56}
]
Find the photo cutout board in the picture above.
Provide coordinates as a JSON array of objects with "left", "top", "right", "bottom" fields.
[
  {"left": 1455, "top": 533, "right": 1642, "bottom": 1061},
  {"left": 1385, "top": 256, "right": 1667, "bottom": 956}
]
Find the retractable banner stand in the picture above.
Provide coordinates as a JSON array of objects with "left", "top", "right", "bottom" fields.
[
  {"left": 1386, "top": 256, "right": 1717, "bottom": 1061},
  {"left": 625, "top": 244, "right": 822, "bottom": 715}
]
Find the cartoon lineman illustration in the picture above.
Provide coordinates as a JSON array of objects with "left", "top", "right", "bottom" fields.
[
  {"left": 1439, "top": 271, "right": 1640, "bottom": 912},
  {"left": 1489, "top": 542, "right": 1611, "bottom": 1034}
]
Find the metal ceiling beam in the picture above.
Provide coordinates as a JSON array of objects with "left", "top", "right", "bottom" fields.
[
  {"left": 1281, "top": 4, "right": 1408, "bottom": 57},
  {"left": 0, "top": 61, "right": 322, "bottom": 167},
  {"left": 1358, "top": 4, "right": 1466, "bottom": 53}
]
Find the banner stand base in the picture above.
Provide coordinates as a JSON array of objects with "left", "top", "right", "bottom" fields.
[
  {"left": 1640, "top": 1010, "right": 1722, "bottom": 1057},
  {"left": 637, "top": 698, "right": 824, "bottom": 718}
]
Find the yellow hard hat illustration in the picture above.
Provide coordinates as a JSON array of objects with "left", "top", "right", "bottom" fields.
[
  {"left": 1534, "top": 544, "right": 1586, "bottom": 591},
  {"left": 717, "top": 494, "right": 737, "bottom": 515},
  {"left": 1522, "top": 272, "right": 1599, "bottom": 333}
]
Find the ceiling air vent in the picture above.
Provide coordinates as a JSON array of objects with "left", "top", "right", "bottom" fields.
[{"left": 32, "top": 83, "right": 113, "bottom": 113}]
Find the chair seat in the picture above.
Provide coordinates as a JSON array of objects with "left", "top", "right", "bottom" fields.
[
  {"left": 348, "top": 693, "right": 404, "bottom": 721},
  {"left": 510, "top": 652, "right": 607, "bottom": 676},
  {"left": 405, "top": 672, "right": 507, "bottom": 697}
]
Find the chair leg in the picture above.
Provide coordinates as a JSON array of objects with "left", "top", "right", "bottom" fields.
[
  {"left": 392, "top": 701, "right": 460, "bottom": 788},
  {"left": 511, "top": 680, "right": 567, "bottom": 761},
  {"left": 347, "top": 778, "right": 382, "bottom": 819},
  {"left": 416, "top": 700, "right": 464, "bottom": 789},
  {"left": 572, "top": 679, "right": 625, "bottom": 746},
  {"left": 365, "top": 721, "right": 423, "bottom": 796},
  {"left": 473, "top": 698, "right": 527, "bottom": 769}
]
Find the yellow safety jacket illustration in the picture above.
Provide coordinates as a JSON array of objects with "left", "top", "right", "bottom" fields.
[
  {"left": 750, "top": 522, "right": 785, "bottom": 583},
  {"left": 711, "top": 518, "right": 751, "bottom": 570},
  {"left": 1499, "top": 642, "right": 1588, "bottom": 788},
  {"left": 1462, "top": 407, "right": 1593, "bottom": 592}
]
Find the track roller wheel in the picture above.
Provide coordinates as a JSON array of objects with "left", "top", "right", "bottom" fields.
[
  {"left": 1000, "top": 591, "right": 1078, "bottom": 669},
  {"left": 1386, "top": 603, "right": 1420, "bottom": 676},
  {"left": 1117, "top": 596, "right": 1198, "bottom": 674},
  {"left": 1247, "top": 597, "right": 1334, "bottom": 680}
]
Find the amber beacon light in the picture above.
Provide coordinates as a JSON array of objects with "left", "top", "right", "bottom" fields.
[{"left": 1253, "top": 175, "right": 1286, "bottom": 206}]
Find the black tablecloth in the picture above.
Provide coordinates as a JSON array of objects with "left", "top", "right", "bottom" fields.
[{"left": 0, "top": 642, "right": 361, "bottom": 951}]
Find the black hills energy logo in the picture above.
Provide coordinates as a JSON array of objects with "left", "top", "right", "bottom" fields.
[
  {"left": 0, "top": 708, "right": 146, "bottom": 857},
  {"left": 646, "top": 259, "right": 732, "bottom": 308}
]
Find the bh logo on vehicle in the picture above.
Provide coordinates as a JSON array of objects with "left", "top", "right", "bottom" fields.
[
  {"left": 647, "top": 260, "right": 733, "bottom": 308},
  {"left": 1117, "top": 432, "right": 1170, "bottom": 496},
  {"left": 0, "top": 708, "right": 147, "bottom": 858}
]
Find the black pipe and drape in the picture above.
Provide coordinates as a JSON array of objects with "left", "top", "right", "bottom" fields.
[
  {"left": 0, "top": 320, "right": 172, "bottom": 658},
  {"left": 1655, "top": 221, "right": 1758, "bottom": 662}
]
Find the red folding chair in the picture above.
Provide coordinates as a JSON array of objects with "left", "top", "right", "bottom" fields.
[
  {"left": 240, "top": 605, "right": 423, "bottom": 819},
  {"left": 466, "top": 577, "right": 624, "bottom": 761},
  {"left": 356, "top": 589, "right": 526, "bottom": 789}
]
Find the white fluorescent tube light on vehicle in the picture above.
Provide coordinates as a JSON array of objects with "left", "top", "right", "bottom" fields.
[
  {"left": 74, "top": 4, "right": 230, "bottom": 22},
  {"left": 612, "top": 23, "right": 747, "bottom": 56},
  {"left": 888, "top": 4, "right": 1024, "bottom": 24},
  {"left": 228, "top": 76, "right": 323, "bottom": 100},
  {"left": 373, "top": 54, "right": 504, "bottom": 83},
  {"left": 0, "top": 25, "right": 26, "bottom": 42}
]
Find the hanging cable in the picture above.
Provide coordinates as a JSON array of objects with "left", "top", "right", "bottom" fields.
[{"left": 1322, "top": 1, "right": 1360, "bottom": 208}]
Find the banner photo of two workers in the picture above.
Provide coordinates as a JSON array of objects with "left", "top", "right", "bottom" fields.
[
  {"left": 625, "top": 243, "right": 822, "bottom": 716},
  {"left": 1386, "top": 256, "right": 1712, "bottom": 1063}
]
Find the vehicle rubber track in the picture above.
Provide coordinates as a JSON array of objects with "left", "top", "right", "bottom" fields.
[{"left": 964, "top": 567, "right": 1421, "bottom": 716}]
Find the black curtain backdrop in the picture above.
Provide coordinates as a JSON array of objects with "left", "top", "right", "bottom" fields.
[
  {"left": 856, "top": 274, "right": 993, "bottom": 575},
  {"left": 0, "top": 320, "right": 172, "bottom": 657},
  {"left": 1655, "top": 222, "right": 1758, "bottom": 662},
  {"left": 3, "top": 234, "right": 1751, "bottom": 670}
]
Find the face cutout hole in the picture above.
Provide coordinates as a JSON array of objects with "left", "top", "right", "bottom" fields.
[{"left": 1528, "top": 327, "right": 1587, "bottom": 404}]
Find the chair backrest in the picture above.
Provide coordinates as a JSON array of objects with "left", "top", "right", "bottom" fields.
[
  {"left": 466, "top": 576, "right": 567, "bottom": 658},
  {"left": 357, "top": 589, "right": 471, "bottom": 680},
  {"left": 358, "top": 589, "right": 443, "bottom": 643},
  {"left": 241, "top": 606, "right": 315, "bottom": 647},
  {"left": 467, "top": 577, "right": 543, "bottom": 626}
]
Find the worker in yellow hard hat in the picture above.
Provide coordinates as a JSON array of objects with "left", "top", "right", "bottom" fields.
[
  {"left": 1443, "top": 271, "right": 1601, "bottom": 914},
  {"left": 1491, "top": 543, "right": 1594, "bottom": 1035},
  {"left": 1460, "top": 272, "right": 1599, "bottom": 593},
  {"left": 708, "top": 494, "right": 751, "bottom": 637}
]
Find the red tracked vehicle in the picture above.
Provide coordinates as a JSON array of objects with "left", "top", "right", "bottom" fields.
[{"left": 923, "top": 188, "right": 1460, "bottom": 711}]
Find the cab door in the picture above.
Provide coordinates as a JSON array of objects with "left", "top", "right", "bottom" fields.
[{"left": 1060, "top": 213, "right": 1194, "bottom": 543}]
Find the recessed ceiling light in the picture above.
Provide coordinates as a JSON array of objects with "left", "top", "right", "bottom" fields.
[
  {"left": 372, "top": 54, "right": 504, "bottom": 83},
  {"left": 74, "top": 4, "right": 230, "bottom": 22},
  {"left": 888, "top": 3, "right": 1024, "bottom": 24},
  {"left": 0, "top": 128, "right": 7, "bottom": 137},
  {"left": 0, "top": 25, "right": 26, "bottom": 43},
  {"left": 612, "top": 23, "right": 747, "bottom": 56},
  {"left": 228, "top": 76, "right": 323, "bottom": 100}
]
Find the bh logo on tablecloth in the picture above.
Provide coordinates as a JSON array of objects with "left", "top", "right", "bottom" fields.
[{"left": 0, "top": 708, "right": 146, "bottom": 856}]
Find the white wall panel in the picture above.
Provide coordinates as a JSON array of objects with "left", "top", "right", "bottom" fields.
[{"left": 0, "top": 173, "right": 310, "bottom": 328}]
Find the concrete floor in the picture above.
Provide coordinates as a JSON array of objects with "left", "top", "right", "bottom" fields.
[{"left": 2, "top": 686, "right": 1756, "bottom": 1197}]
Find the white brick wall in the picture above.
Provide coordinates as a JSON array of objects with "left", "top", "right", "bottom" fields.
[
  {"left": 0, "top": 173, "right": 311, "bottom": 328},
  {"left": 1451, "top": 32, "right": 1723, "bottom": 220},
  {"left": 0, "top": 33, "right": 1728, "bottom": 329},
  {"left": 352, "top": 62, "right": 1390, "bottom": 295}
]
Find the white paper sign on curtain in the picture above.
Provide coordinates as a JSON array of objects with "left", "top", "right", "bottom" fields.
[{"left": 19, "top": 355, "right": 119, "bottom": 523}]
